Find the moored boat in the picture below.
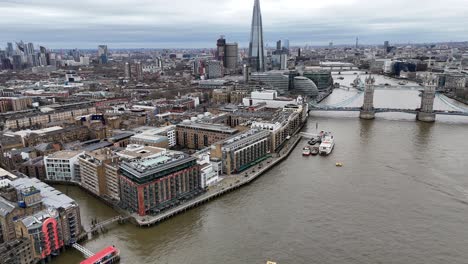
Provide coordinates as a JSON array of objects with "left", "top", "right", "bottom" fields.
[
  {"left": 319, "top": 132, "right": 335, "bottom": 156},
  {"left": 311, "top": 146, "right": 319, "bottom": 156}
]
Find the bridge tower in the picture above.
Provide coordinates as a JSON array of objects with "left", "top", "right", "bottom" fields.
[
  {"left": 360, "top": 75, "right": 376, "bottom": 119},
  {"left": 416, "top": 74, "right": 437, "bottom": 122}
]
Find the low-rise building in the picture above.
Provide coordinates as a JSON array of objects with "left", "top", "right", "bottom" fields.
[{"left": 196, "top": 153, "right": 220, "bottom": 188}]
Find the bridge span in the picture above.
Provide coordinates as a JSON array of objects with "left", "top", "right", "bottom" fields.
[
  {"left": 310, "top": 106, "right": 468, "bottom": 116},
  {"left": 309, "top": 74, "right": 468, "bottom": 121}
]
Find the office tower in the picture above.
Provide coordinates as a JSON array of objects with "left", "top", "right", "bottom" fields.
[
  {"left": 12, "top": 55, "right": 22, "bottom": 70},
  {"left": 282, "top": 39, "right": 290, "bottom": 50},
  {"left": 38, "top": 46, "right": 47, "bottom": 66},
  {"left": 384, "top": 41, "right": 389, "bottom": 53},
  {"left": 27, "top": 42, "right": 34, "bottom": 55},
  {"left": 124, "top": 62, "right": 132, "bottom": 79},
  {"left": 272, "top": 53, "right": 288, "bottom": 70},
  {"left": 216, "top": 36, "right": 226, "bottom": 63},
  {"left": 248, "top": 0, "right": 265, "bottom": 72},
  {"left": 243, "top": 64, "right": 251, "bottom": 82},
  {"left": 356, "top": 37, "right": 359, "bottom": 49},
  {"left": 15, "top": 41, "right": 25, "bottom": 55},
  {"left": 98, "top": 45, "right": 108, "bottom": 64},
  {"left": 6, "top": 42, "right": 13, "bottom": 57},
  {"left": 224, "top": 43, "right": 238, "bottom": 70},
  {"left": 206, "top": 60, "right": 224, "bottom": 79},
  {"left": 276, "top": 40, "right": 282, "bottom": 50},
  {"left": 135, "top": 61, "right": 143, "bottom": 80}
]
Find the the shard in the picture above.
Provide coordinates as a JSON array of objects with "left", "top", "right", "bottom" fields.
[{"left": 248, "top": 0, "right": 265, "bottom": 72}]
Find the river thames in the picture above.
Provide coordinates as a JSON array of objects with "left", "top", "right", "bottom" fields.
[{"left": 54, "top": 81, "right": 468, "bottom": 264}]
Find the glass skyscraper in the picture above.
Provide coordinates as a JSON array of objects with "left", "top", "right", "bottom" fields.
[{"left": 248, "top": 0, "right": 265, "bottom": 72}]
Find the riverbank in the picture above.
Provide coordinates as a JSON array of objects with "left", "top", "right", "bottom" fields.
[{"left": 132, "top": 134, "right": 303, "bottom": 227}]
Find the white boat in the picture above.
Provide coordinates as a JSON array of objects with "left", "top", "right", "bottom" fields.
[
  {"left": 302, "top": 146, "right": 311, "bottom": 156},
  {"left": 319, "top": 133, "right": 335, "bottom": 155}
]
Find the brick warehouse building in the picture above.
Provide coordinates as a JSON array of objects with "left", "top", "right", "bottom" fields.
[
  {"left": 119, "top": 150, "right": 202, "bottom": 216},
  {"left": 176, "top": 122, "right": 238, "bottom": 150}
]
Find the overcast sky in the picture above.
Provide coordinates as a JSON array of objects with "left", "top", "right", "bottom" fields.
[{"left": 1, "top": 0, "right": 467, "bottom": 49}]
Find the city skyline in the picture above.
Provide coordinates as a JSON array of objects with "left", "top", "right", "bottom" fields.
[{"left": 1, "top": 0, "right": 468, "bottom": 49}]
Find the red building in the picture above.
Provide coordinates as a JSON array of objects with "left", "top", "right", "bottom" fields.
[{"left": 119, "top": 151, "right": 202, "bottom": 216}]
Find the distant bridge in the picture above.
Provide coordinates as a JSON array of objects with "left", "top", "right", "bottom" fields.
[{"left": 309, "top": 106, "right": 468, "bottom": 117}]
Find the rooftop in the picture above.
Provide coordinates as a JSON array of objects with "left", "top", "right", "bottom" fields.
[
  {"left": 177, "top": 122, "right": 238, "bottom": 134},
  {"left": 117, "top": 145, "right": 166, "bottom": 159},
  {"left": 11, "top": 177, "right": 78, "bottom": 210},
  {"left": 221, "top": 129, "right": 271, "bottom": 149},
  {"left": 121, "top": 151, "right": 196, "bottom": 180},
  {"left": 46, "top": 150, "right": 83, "bottom": 160}
]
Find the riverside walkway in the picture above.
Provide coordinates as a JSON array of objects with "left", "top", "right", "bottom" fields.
[{"left": 133, "top": 134, "right": 303, "bottom": 226}]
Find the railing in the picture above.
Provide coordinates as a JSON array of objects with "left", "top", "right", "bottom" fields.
[{"left": 72, "top": 243, "right": 94, "bottom": 258}]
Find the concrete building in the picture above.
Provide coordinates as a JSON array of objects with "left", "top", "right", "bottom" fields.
[
  {"left": 224, "top": 43, "right": 238, "bottom": 70},
  {"left": 124, "top": 62, "right": 132, "bottom": 79},
  {"left": 176, "top": 122, "right": 238, "bottom": 150},
  {"left": 135, "top": 61, "right": 143, "bottom": 81},
  {"left": 44, "top": 150, "right": 83, "bottom": 182},
  {"left": 196, "top": 153, "right": 220, "bottom": 188},
  {"left": 79, "top": 148, "right": 119, "bottom": 198},
  {"left": 206, "top": 60, "right": 224, "bottom": 79},
  {"left": 210, "top": 129, "right": 271, "bottom": 175},
  {"left": 119, "top": 151, "right": 202, "bottom": 216}
]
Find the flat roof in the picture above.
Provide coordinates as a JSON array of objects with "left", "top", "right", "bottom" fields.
[
  {"left": 46, "top": 150, "right": 82, "bottom": 159},
  {"left": 121, "top": 152, "right": 196, "bottom": 179},
  {"left": 177, "top": 122, "right": 238, "bottom": 134}
]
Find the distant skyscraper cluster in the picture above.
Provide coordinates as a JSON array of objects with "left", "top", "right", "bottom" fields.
[
  {"left": 0, "top": 41, "right": 55, "bottom": 70},
  {"left": 0, "top": 41, "right": 99, "bottom": 71}
]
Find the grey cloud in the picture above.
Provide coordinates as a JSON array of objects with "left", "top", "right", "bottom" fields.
[{"left": 0, "top": 0, "right": 467, "bottom": 48}]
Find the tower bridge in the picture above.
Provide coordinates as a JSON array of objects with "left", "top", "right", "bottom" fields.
[{"left": 309, "top": 74, "right": 468, "bottom": 121}]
